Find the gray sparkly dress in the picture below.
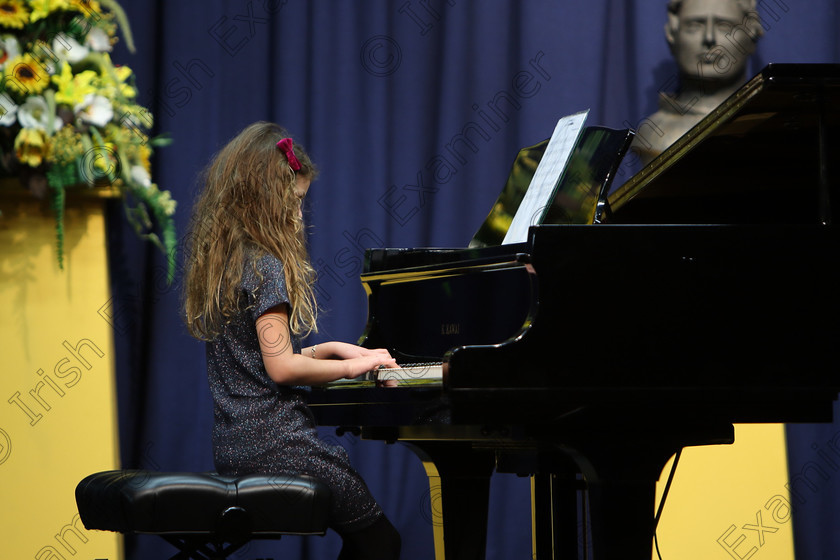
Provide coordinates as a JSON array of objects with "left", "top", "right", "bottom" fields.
[{"left": 206, "top": 252, "right": 383, "bottom": 532}]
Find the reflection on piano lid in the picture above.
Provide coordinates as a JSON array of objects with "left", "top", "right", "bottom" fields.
[
  {"left": 606, "top": 63, "right": 840, "bottom": 225},
  {"left": 469, "top": 125, "right": 635, "bottom": 247}
]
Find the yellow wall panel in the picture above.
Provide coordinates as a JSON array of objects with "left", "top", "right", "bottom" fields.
[
  {"left": 0, "top": 192, "right": 122, "bottom": 560},
  {"left": 655, "top": 424, "right": 794, "bottom": 560}
]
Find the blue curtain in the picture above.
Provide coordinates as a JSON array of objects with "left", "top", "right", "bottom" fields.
[{"left": 107, "top": 1, "right": 840, "bottom": 559}]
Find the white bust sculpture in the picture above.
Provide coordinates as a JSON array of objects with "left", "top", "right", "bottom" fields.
[{"left": 632, "top": 0, "right": 764, "bottom": 166}]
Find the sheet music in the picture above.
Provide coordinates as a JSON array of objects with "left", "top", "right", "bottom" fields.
[{"left": 502, "top": 110, "right": 589, "bottom": 244}]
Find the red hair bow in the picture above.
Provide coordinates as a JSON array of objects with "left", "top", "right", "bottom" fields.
[{"left": 277, "top": 138, "right": 302, "bottom": 172}]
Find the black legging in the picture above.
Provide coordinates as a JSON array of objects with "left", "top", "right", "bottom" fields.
[{"left": 336, "top": 515, "right": 401, "bottom": 560}]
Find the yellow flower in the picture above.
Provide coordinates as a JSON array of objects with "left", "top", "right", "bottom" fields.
[
  {"left": 29, "top": 0, "right": 103, "bottom": 23},
  {"left": 69, "top": 0, "right": 101, "bottom": 16},
  {"left": 28, "top": 0, "right": 71, "bottom": 21},
  {"left": 91, "top": 142, "right": 118, "bottom": 174},
  {"left": 97, "top": 54, "right": 136, "bottom": 99},
  {"left": 113, "top": 64, "right": 136, "bottom": 98},
  {"left": 0, "top": 0, "right": 29, "bottom": 29},
  {"left": 14, "top": 128, "right": 49, "bottom": 167},
  {"left": 46, "top": 125, "right": 85, "bottom": 166},
  {"left": 3, "top": 53, "right": 51, "bottom": 95},
  {"left": 52, "top": 62, "right": 98, "bottom": 105},
  {"left": 139, "top": 143, "right": 151, "bottom": 167},
  {"left": 151, "top": 186, "right": 177, "bottom": 216}
]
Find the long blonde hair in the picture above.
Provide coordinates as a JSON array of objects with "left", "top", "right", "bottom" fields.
[{"left": 183, "top": 122, "right": 319, "bottom": 340}]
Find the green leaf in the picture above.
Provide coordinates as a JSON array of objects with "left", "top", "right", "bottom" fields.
[
  {"left": 149, "top": 133, "right": 174, "bottom": 147},
  {"left": 98, "top": 0, "right": 136, "bottom": 53}
]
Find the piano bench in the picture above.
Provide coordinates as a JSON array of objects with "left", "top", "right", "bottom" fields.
[{"left": 74, "top": 470, "right": 331, "bottom": 560}]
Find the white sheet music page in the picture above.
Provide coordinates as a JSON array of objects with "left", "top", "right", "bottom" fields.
[{"left": 502, "top": 110, "right": 589, "bottom": 245}]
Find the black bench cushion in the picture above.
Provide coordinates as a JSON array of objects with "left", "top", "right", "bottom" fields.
[{"left": 75, "top": 470, "right": 331, "bottom": 536}]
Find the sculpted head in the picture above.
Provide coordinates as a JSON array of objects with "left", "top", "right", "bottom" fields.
[{"left": 665, "top": 0, "right": 764, "bottom": 84}]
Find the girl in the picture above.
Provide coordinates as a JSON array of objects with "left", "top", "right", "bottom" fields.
[{"left": 182, "top": 121, "right": 401, "bottom": 559}]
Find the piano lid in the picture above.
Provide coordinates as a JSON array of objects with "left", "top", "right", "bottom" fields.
[{"left": 607, "top": 63, "right": 840, "bottom": 225}]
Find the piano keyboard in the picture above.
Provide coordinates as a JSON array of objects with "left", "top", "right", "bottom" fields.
[
  {"left": 374, "top": 362, "right": 443, "bottom": 383},
  {"left": 323, "top": 362, "right": 444, "bottom": 388}
]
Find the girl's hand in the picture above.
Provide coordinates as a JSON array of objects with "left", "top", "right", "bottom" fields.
[
  {"left": 323, "top": 343, "right": 400, "bottom": 386},
  {"left": 343, "top": 353, "right": 399, "bottom": 379}
]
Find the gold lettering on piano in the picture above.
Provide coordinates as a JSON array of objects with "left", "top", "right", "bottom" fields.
[{"left": 441, "top": 323, "right": 460, "bottom": 335}]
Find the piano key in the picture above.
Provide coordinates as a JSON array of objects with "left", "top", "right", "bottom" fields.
[{"left": 375, "top": 363, "right": 443, "bottom": 383}]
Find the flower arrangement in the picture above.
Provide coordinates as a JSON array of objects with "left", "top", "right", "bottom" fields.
[{"left": 0, "top": 0, "right": 176, "bottom": 279}]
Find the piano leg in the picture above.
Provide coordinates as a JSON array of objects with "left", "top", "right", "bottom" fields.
[
  {"left": 404, "top": 441, "right": 496, "bottom": 560},
  {"left": 531, "top": 458, "right": 582, "bottom": 560},
  {"left": 584, "top": 473, "right": 661, "bottom": 560},
  {"left": 552, "top": 419, "right": 735, "bottom": 560}
]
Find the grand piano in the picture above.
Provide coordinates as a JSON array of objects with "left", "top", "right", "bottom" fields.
[{"left": 309, "top": 64, "right": 840, "bottom": 560}]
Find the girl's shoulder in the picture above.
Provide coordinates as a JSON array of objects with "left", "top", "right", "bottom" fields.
[
  {"left": 241, "top": 249, "right": 286, "bottom": 291},
  {"left": 241, "top": 249, "right": 291, "bottom": 317}
]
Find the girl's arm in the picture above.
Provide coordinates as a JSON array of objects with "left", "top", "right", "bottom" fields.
[
  {"left": 257, "top": 306, "right": 397, "bottom": 385},
  {"left": 301, "top": 341, "right": 392, "bottom": 361}
]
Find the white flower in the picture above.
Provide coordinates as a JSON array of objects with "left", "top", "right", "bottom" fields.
[
  {"left": 17, "top": 96, "right": 62, "bottom": 131},
  {"left": 52, "top": 33, "right": 90, "bottom": 64},
  {"left": 75, "top": 94, "right": 114, "bottom": 127},
  {"left": 85, "top": 28, "right": 113, "bottom": 53},
  {"left": 131, "top": 165, "right": 152, "bottom": 188},
  {"left": 0, "top": 93, "right": 18, "bottom": 126},
  {"left": 0, "top": 35, "right": 20, "bottom": 71}
]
